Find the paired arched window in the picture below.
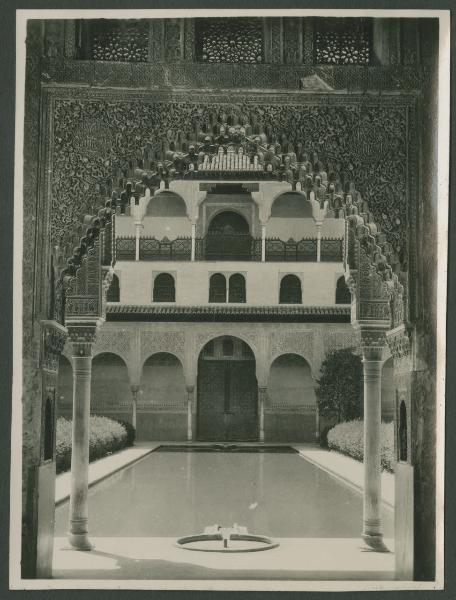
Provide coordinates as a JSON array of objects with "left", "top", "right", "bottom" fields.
[
  {"left": 153, "top": 273, "right": 175, "bottom": 302},
  {"left": 209, "top": 273, "right": 246, "bottom": 303},
  {"left": 228, "top": 274, "right": 246, "bottom": 303},
  {"left": 106, "top": 273, "right": 120, "bottom": 302},
  {"left": 279, "top": 274, "right": 302, "bottom": 304},
  {"left": 335, "top": 276, "right": 351, "bottom": 304}
]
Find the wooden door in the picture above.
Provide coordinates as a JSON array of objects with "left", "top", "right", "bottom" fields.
[{"left": 197, "top": 359, "right": 258, "bottom": 441}]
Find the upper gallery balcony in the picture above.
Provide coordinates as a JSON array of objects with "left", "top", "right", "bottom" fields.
[
  {"left": 115, "top": 233, "right": 343, "bottom": 263},
  {"left": 113, "top": 179, "right": 345, "bottom": 265}
]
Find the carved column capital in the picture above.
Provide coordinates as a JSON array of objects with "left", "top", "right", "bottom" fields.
[
  {"left": 41, "top": 320, "right": 68, "bottom": 372},
  {"left": 357, "top": 327, "right": 388, "bottom": 362},
  {"left": 66, "top": 320, "right": 101, "bottom": 357}
]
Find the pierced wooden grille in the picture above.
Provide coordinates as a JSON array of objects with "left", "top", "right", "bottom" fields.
[
  {"left": 139, "top": 237, "right": 192, "bottom": 261},
  {"left": 115, "top": 237, "right": 135, "bottom": 260},
  {"left": 196, "top": 18, "right": 264, "bottom": 64},
  {"left": 89, "top": 20, "right": 148, "bottom": 62},
  {"left": 314, "top": 18, "right": 372, "bottom": 65},
  {"left": 266, "top": 238, "right": 317, "bottom": 262},
  {"left": 320, "top": 238, "right": 344, "bottom": 262}
]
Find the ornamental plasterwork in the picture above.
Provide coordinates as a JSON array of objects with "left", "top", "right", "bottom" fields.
[
  {"left": 323, "top": 330, "right": 360, "bottom": 354},
  {"left": 49, "top": 96, "right": 409, "bottom": 259},
  {"left": 140, "top": 331, "right": 185, "bottom": 363},
  {"left": 93, "top": 330, "right": 133, "bottom": 362},
  {"left": 195, "top": 331, "right": 260, "bottom": 359},
  {"left": 269, "top": 331, "right": 314, "bottom": 365}
]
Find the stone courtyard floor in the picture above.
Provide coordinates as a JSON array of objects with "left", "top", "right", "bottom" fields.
[{"left": 53, "top": 442, "right": 395, "bottom": 581}]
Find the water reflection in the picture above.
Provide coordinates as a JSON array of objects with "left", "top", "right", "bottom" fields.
[{"left": 54, "top": 449, "right": 393, "bottom": 539}]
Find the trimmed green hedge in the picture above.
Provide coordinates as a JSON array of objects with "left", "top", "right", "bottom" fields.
[
  {"left": 56, "top": 415, "right": 133, "bottom": 474},
  {"left": 327, "top": 419, "right": 395, "bottom": 472}
]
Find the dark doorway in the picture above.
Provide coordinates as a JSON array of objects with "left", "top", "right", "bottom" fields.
[
  {"left": 205, "top": 211, "right": 252, "bottom": 260},
  {"left": 197, "top": 336, "right": 258, "bottom": 441}
]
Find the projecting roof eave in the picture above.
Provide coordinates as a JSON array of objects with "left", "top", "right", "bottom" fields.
[{"left": 106, "top": 304, "right": 351, "bottom": 323}]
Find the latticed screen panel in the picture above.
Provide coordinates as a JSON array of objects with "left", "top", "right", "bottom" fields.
[
  {"left": 314, "top": 18, "right": 372, "bottom": 65},
  {"left": 195, "top": 18, "right": 264, "bottom": 63},
  {"left": 115, "top": 237, "right": 135, "bottom": 260},
  {"left": 89, "top": 20, "right": 149, "bottom": 62},
  {"left": 266, "top": 239, "right": 317, "bottom": 262},
  {"left": 320, "top": 238, "right": 344, "bottom": 262},
  {"left": 139, "top": 237, "right": 192, "bottom": 261}
]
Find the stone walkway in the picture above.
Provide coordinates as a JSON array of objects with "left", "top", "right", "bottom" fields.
[
  {"left": 55, "top": 442, "right": 159, "bottom": 505},
  {"left": 53, "top": 535, "right": 395, "bottom": 581},
  {"left": 293, "top": 446, "right": 395, "bottom": 509}
]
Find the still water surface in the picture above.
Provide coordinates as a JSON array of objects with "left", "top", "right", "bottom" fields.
[{"left": 54, "top": 448, "right": 393, "bottom": 538}]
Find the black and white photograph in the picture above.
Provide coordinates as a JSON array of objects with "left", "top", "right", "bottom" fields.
[{"left": 8, "top": 7, "right": 450, "bottom": 592}]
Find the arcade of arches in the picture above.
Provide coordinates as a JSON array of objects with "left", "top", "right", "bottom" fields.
[{"left": 57, "top": 328, "right": 396, "bottom": 443}]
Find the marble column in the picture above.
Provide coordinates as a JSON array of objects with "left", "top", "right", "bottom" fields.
[
  {"left": 186, "top": 385, "right": 195, "bottom": 442},
  {"left": 258, "top": 386, "right": 267, "bottom": 442},
  {"left": 191, "top": 223, "right": 196, "bottom": 261},
  {"left": 315, "top": 404, "right": 320, "bottom": 443},
  {"left": 316, "top": 221, "right": 322, "bottom": 262},
  {"left": 130, "top": 385, "right": 139, "bottom": 430},
  {"left": 362, "top": 342, "right": 388, "bottom": 552},
  {"left": 261, "top": 223, "right": 266, "bottom": 262},
  {"left": 67, "top": 323, "right": 99, "bottom": 551},
  {"left": 134, "top": 221, "right": 142, "bottom": 261}
]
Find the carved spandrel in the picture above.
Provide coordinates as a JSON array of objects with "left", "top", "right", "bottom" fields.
[{"left": 51, "top": 98, "right": 409, "bottom": 260}]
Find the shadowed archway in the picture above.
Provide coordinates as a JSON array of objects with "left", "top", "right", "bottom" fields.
[{"left": 197, "top": 336, "right": 258, "bottom": 441}]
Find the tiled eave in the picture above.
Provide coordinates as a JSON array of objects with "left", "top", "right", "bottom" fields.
[{"left": 106, "top": 304, "right": 351, "bottom": 323}]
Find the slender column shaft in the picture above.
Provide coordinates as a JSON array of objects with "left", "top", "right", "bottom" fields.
[
  {"left": 362, "top": 358, "right": 387, "bottom": 551},
  {"left": 68, "top": 347, "right": 94, "bottom": 551},
  {"left": 261, "top": 224, "right": 266, "bottom": 262},
  {"left": 130, "top": 385, "right": 139, "bottom": 430},
  {"left": 316, "top": 222, "right": 322, "bottom": 262},
  {"left": 135, "top": 223, "right": 141, "bottom": 261},
  {"left": 191, "top": 223, "right": 196, "bottom": 261},
  {"left": 315, "top": 404, "right": 320, "bottom": 443},
  {"left": 258, "top": 387, "right": 266, "bottom": 442},
  {"left": 186, "top": 385, "right": 194, "bottom": 442}
]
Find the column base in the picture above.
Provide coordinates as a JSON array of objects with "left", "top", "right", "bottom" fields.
[
  {"left": 68, "top": 532, "right": 94, "bottom": 551},
  {"left": 362, "top": 533, "right": 390, "bottom": 553}
]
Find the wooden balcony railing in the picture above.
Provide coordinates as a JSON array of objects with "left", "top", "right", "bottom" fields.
[{"left": 115, "top": 235, "right": 344, "bottom": 262}]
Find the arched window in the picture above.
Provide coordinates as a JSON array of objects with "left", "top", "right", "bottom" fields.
[
  {"left": 106, "top": 273, "right": 120, "bottom": 302},
  {"left": 209, "top": 273, "right": 227, "bottom": 303},
  {"left": 228, "top": 273, "right": 246, "bottom": 303},
  {"left": 399, "top": 400, "right": 408, "bottom": 462},
  {"left": 279, "top": 274, "right": 302, "bottom": 304},
  {"left": 335, "top": 276, "right": 351, "bottom": 304},
  {"left": 153, "top": 273, "right": 175, "bottom": 302}
]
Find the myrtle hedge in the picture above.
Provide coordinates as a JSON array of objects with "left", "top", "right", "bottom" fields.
[
  {"left": 327, "top": 419, "right": 395, "bottom": 472},
  {"left": 56, "top": 415, "right": 134, "bottom": 474}
]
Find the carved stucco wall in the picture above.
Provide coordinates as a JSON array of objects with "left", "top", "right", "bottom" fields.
[
  {"left": 62, "top": 322, "right": 357, "bottom": 388},
  {"left": 47, "top": 91, "right": 414, "bottom": 266}
]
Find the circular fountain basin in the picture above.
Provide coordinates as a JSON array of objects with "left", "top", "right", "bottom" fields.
[{"left": 176, "top": 533, "right": 279, "bottom": 553}]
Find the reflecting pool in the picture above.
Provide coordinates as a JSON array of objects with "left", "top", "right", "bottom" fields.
[{"left": 54, "top": 447, "right": 394, "bottom": 539}]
